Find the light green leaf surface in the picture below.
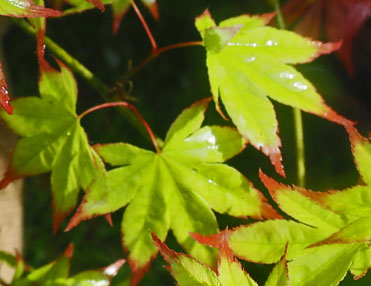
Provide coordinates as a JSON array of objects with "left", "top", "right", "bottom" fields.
[
  {"left": 264, "top": 252, "right": 289, "bottom": 286},
  {"left": 351, "top": 131, "right": 371, "bottom": 186},
  {"left": 288, "top": 243, "right": 362, "bottom": 286},
  {"left": 71, "top": 99, "right": 273, "bottom": 272},
  {"left": 218, "top": 256, "right": 257, "bottom": 286},
  {"left": 260, "top": 172, "right": 346, "bottom": 233},
  {"left": 318, "top": 186, "right": 371, "bottom": 222},
  {"left": 350, "top": 245, "right": 371, "bottom": 279},
  {"left": 0, "top": 63, "right": 103, "bottom": 230},
  {"left": 195, "top": 11, "right": 341, "bottom": 175},
  {"left": 228, "top": 220, "right": 326, "bottom": 263}
]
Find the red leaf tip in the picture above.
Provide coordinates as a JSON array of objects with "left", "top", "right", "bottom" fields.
[
  {"left": 87, "top": 0, "right": 105, "bottom": 11},
  {"left": 191, "top": 231, "right": 234, "bottom": 261},
  {"left": 103, "top": 259, "right": 126, "bottom": 277},
  {"left": 63, "top": 243, "right": 74, "bottom": 258},
  {"left": 315, "top": 40, "right": 342, "bottom": 55},
  {"left": 259, "top": 169, "right": 285, "bottom": 199}
]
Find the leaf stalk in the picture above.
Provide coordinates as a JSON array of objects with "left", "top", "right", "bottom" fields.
[
  {"left": 273, "top": 0, "right": 306, "bottom": 187},
  {"left": 79, "top": 102, "right": 160, "bottom": 153}
]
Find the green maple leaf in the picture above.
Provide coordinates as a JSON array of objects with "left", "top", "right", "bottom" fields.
[
  {"left": 66, "top": 98, "right": 279, "bottom": 283},
  {"left": 0, "top": 62, "right": 104, "bottom": 231},
  {"left": 0, "top": 0, "right": 61, "bottom": 17},
  {"left": 195, "top": 10, "right": 351, "bottom": 176}
]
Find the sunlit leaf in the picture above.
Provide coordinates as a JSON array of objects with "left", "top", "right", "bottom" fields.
[
  {"left": 154, "top": 233, "right": 258, "bottom": 286},
  {"left": 350, "top": 246, "right": 371, "bottom": 279},
  {"left": 0, "top": 62, "right": 104, "bottom": 231},
  {"left": 67, "top": 98, "right": 278, "bottom": 284},
  {"left": 260, "top": 171, "right": 347, "bottom": 234},
  {"left": 288, "top": 243, "right": 362, "bottom": 286},
  {"left": 195, "top": 10, "right": 350, "bottom": 176},
  {"left": 227, "top": 220, "right": 326, "bottom": 263},
  {"left": 0, "top": 0, "right": 61, "bottom": 17},
  {"left": 265, "top": 247, "right": 289, "bottom": 286}
]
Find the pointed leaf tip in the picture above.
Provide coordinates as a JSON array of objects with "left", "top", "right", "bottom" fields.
[
  {"left": 259, "top": 170, "right": 284, "bottom": 198},
  {"left": 128, "top": 256, "right": 153, "bottom": 286},
  {"left": 86, "top": 0, "right": 105, "bottom": 11},
  {"left": 63, "top": 243, "right": 74, "bottom": 258},
  {"left": 103, "top": 259, "right": 126, "bottom": 277},
  {"left": 191, "top": 231, "right": 234, "bottom": 260},
  {"left": 141, "top": 0, "right": 159, "bottom": 20}
]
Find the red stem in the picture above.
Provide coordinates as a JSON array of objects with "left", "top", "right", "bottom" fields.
[
  {"left": 155, "top": 41, "right": 203, "bottom": 56},
  {"left": 121, "top": 41, "right": 203, "bottom": 82},
  {"left": 130, "top": 0, "right": 157, "bottom": 52},
  {"left": 79, "top": 102, "right": 160, "bottom": 152}
]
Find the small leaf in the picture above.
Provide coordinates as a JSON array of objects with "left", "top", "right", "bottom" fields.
[
  {"left": 195, "top": 10, "right": 351, "bottom": 176},
  {"left": 288, "top": 243, "right": 362, "bottom": 286},
  {"left": 260, "top": 171, "right": 347, "bottom": 233},
  {"left": 0, "top": 0, "right": 61, "bottom": 17}
]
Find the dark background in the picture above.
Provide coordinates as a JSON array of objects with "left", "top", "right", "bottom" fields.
[{"left": 1, "top": 0, "right": 371, "bottom": 284}]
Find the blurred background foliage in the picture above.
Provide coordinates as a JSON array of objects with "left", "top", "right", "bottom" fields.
[{"left": 1, "top": 0, "right": 370, "bottom": 284}]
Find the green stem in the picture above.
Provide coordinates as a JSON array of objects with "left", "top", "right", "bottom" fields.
[
  {"left": 10, "top": 18, "right": 157, "bottom": 143},
  {"left": 273, "top": 0, "right": 306, "bottom": 187},
  {"left": 11, "top": 18, "right": 109, "bottom": 95}
]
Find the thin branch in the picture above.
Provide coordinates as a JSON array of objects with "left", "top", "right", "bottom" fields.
[
  {"left": 273, "top": 0, "right": 306, "bottom": 187},
  {"left": 130, "top": 0, "right": 157, "bottom": 52},
  {"left": 79, "top": 102, "right": 160, "bottom": 153},
  {"left": 121, "top": 41, "right": 203, "bottom": 83}
]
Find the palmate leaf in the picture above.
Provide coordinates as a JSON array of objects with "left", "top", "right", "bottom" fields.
[
  {"left": 66, "top": 98, "right": 279, "bottom": 284},
  {"left": 0, "top": 0, "right": 61, "bottom": 17},
  {"left": 195, "top": 10, "right": 352, "bottom": 176},
  {"left": 0, "top": 62, "right": 104, "bottom": 231}
]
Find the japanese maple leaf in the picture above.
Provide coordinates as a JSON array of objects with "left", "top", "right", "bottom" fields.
[
  {"left": 281, "top": 0, "right": 371, "bottom": 75},
  {"left": 195, "top": 10, "right": 352, "bottom": 177},
  {"left": 154, "top": 231, "right": 289, "bottom": 286},
  {"left": 66, "top": 98, "right": 279, "bottom": 285},
  {"left": 0, "top": 0, "right": 61, "bottom": 17},
  {"left": 0, "top": 60, "right": 12, "bottom": 115},
  {"left": 0, "top": 61, "right": 104, "bottom": 232},
  {"left": 254, "top": 125, "right": 371, "bottom": 280}
]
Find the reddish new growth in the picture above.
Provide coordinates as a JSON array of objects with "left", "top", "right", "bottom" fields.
[
  {"left": 280, "top": 0, "right": 371, "bottom": 75},
  {"left": 0, "top": 61, "right": 12, "bottom": 114}
]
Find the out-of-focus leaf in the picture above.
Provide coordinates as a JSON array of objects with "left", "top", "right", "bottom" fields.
[
  {"left": 0, "top": 250, "right": 16, "bottom": 268},
  {"left": 0, "top": 60, "right": 12, "bottom": 114},
  {"left": 195, "top": 10, "right": 350, "bottom": 176},
  {"left": 67, "top": 98, "right": 278, "bottom": 285},
  {"left": 280, "top": 0, "right": 371, "bottom": 75},
  {"left": 0, "top": 62, "right": 104, "bottom": 231},
  {"left": 0, "top": 0, "right": 61, "bottom": 17},
  {"left": 288, "top": 243, "right": 362, "bottom": 286}
]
